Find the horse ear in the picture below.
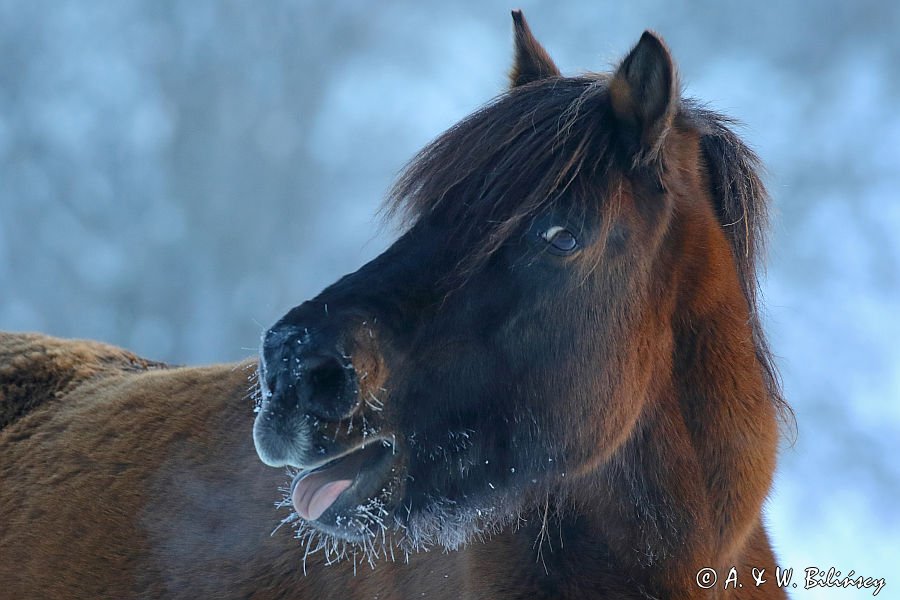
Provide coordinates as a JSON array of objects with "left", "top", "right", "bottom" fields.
[
  {"left": 509, "top": 10, "right": 560, "bottom": 88},
  {"left": 609, "top": 31, "right": 679, "bottom": 164}
]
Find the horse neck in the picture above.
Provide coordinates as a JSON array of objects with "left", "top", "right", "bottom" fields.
[{"left": 663, "top": 191, "right": 780, "bottom": 562}]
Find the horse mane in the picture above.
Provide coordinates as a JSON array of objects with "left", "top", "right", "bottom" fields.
[
  {"left": 387, "top": 75, "right": 793, "bottom": 433},
  {"left": 0, "top": 333, "right": 168, "bottom": 430}
]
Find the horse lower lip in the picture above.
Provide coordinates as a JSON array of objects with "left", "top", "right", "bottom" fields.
[{"left": 289, "top": 441, "right": 393, "bottom": 520}]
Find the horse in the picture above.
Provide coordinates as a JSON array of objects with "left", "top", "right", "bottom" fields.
[{"left": 1, "top": 11, "right": 791, "bottom": 599}]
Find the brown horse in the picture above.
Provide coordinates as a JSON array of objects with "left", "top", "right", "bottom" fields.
[{"left": 1, "top": 12, "right": 790, "bottom": 599}]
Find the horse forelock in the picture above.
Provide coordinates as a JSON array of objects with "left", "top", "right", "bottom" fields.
[{"left": 386, "top": 76, "right": 617, "bottom": 273}]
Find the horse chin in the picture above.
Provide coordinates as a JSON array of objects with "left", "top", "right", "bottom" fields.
[{"left": 401, "top": 496, "right": 519, "bottom": 553}]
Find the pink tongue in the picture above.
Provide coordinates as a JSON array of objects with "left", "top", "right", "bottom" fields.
[{"left": 293, "top": 478, "right": 353, "bottom": 521}]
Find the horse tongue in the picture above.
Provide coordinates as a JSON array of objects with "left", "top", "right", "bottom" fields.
[{"left": 293, "top": 477, "right": 353, "bottom": 521}]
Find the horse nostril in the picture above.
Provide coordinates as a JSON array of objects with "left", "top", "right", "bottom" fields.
[
  {"left": 300, "top": 355, "right": 358, "bottom": 421},
  {"left": 308, "top": 358, "right": 346, "bottom": 402}
]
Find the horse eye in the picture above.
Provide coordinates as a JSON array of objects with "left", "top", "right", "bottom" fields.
[{"left": 540, "top": 226, "right": 578, "bottom": 253}]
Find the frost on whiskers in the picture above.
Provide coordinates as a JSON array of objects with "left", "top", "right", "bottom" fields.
[
  {"left": 243, "top": 362, "right": 263, "bottom": 413},
  {"left": 269, "top": 469, "right": 530, "bottom": 576}
]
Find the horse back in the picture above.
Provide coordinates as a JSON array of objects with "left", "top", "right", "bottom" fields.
[{"left": 0, "top": 332, "right": 168, "bottom": 430}]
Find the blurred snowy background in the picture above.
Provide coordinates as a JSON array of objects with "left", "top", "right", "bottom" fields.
[{"left": 1, "top": 1, "right": 897, "bottom": 595}]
